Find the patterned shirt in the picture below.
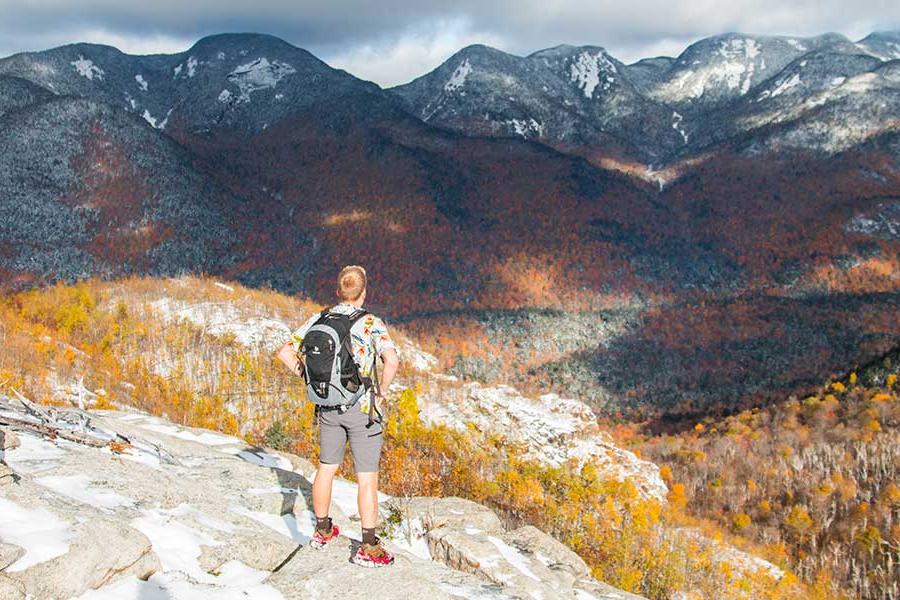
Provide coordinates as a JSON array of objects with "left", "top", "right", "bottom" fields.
[{"left": 290, "top": 303, "right": 396, "bottom": 378}]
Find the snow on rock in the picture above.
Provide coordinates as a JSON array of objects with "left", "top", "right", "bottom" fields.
[
  {"left": 227, "top": 57, "right": 296, "bottom": 103},
  {"left": 135, "top": 74, "right": 148, "bottom": 91},
  {"left": 186, "top": 56, "right": 198, "bottom": 77},
  {"left": 403, "top": 497, "right": 646, "bottom": 599},
  {"left": 417, "top": 382, "right": 668, "bottom": 501},
  {"left": 390, "top": 516, "right": 432, "bottom": 561},
  {"left": 147, "top": 297, "right": 292, "bottom": 351},
  {"left": 229, "top": 505, "right": 315, "bottom": 544},
  {"left": 845, "top": 201, "right": 900, "bottom": 240},
  {"left": 395, "top": 338, "right": 438, "bottom": 372},
  {"left": 139, "top": 420, "right": 238, "bottom": 446},
  {"left": 770, "top": 73, "right": 802, "bottom": 98},
  {"left": 71, "top": 56, "right": 104, "bottom": 81},
  {"left": 672, "top": 111, "right": 689, "bottom": 143},
  {"left": 142, "top": 109, "right": 172, "bottom": 130},
  {"left": 444, "top": 59, "right": 472, "bottom": 92},
  {"left": 218, "top": 89, "right": 233, "bottom": 102},
  {"left": 2, "top": 430, "right": 67, "bottom": 474},
  {"left": 756, "top": 72, "right": 802, "bottom": 102},
  {"left": 507, "top": 118, "right": 545, "bottom": 138},
  {"left": 75, "top": 563, "right": 286, "bottom": 600},
  {"left": 35, "top": 474, "right": 135, "bottom": 510},
  {"left": 132, "top": 508, "right": 223, "bottom": 578},
  {"left": 0, "top": 497, "right": 72, "bottom": 572},
  {"left": 657, "top": 37, "right": 763, "bottom": 101},
  {"left": 486, "top": 535, "right": 541, "bottom": 582},
  {"left": 0, "top": 405, "right": 646, "bottom": 600},
  {"left": 569, "top": 50, "right": 617, "bottom": 98}
]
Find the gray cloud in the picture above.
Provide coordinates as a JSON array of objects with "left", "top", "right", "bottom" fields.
[{"left": 2, "top": 1, "right": 899, "bottom": 86}]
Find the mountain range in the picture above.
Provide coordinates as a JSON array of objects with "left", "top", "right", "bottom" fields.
[{"left": 1, "top": 31, "right": 899, "bottom": 419}]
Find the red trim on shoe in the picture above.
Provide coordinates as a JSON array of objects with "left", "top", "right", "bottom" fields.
[
  {"left": 353, "top": 540, "right": 395, "bottom": 567},
  {"left": 310, "top": 524, "right": 339, "bottom": 549}
]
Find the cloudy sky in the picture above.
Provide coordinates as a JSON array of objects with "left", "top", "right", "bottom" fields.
[{"left": 2, "top": 1, "right": 899, "bottom": 86}]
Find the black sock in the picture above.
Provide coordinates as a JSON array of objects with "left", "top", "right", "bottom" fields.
[
  {"left": 316, "top": 516, "right": 332, "bottom": 533},
  {"left": 362, "top": 527, "right": 378, "bottom": 545}
]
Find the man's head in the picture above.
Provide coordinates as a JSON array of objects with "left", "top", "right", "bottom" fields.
[{"left": 337, "top": 265, "right": 367, "bottom": 305}]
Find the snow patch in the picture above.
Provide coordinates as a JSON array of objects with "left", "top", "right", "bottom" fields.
[
  {"left": 831, "top": 76, "right": 846, "bottom": 87},
  {"left": 418, "top": 382, "right": 668, "bottom": 501},
  {"left": 186, "top": 56, "right": 198, "bottom": 78},
  {"left": 35, "top": 475, "right": 134, "bottom": 510},
  {"left": 140, "top": 422, "right": 237, "bottom": 446},
  {"left": 2, "top": 431, "right": 67, "bottom": 473},
  {"left": 388, "top": 516, "right": 431, "bottom": 560},
  {"left": 227, "top": 57, "right": 296, "bottom": 103},
  {"left": 445, "top": 59, "right": 472, "bottom": 93},
  {"left": 672, "top": 111, "right": 689, "bottom": 143},
  {"left": 787, "top": 39, "right": 807, "bottom": 52},
  {"left": 218, "top": 89, "right": 233, "bottom": 103},
  {"left": 71, "top": 56, "right": 104, "bottom": 81},
  {"left": 75, "top": 563, "right": 285, "bottom": 600},
  {"left": 486, "top": 535, "right": 540, "bottom": 581},
  {"left": 757, "top": 72, "right": 803, "bottom": 102},
  {"left": 142, "top": 109, "right": 172, "bottom": 130},
  {"left": 135, "top": 74, "right": 148, "bottom": 91},
  {"left": 658, "top": 37, "right": 762, "bottom": 101},
  {"left": 0, "top": 497, "right": 72, "bottom": 571},
  {"left": 217, "top": 51, "right": 226, "bottom": 60},
  {"left": 569, "top": 51, "right": 617, "bottom": 98},
  {"left": 132, "top": 508, "right": 222, "bottom": 579},
  {"left": 148, "top": 297, "right": 292, "bottom": 351},
  {"left": 230, "top": 505, "right": 314, "bottom": 544},
  {"left": 506, "top": 118, "right": 544, "bottom": 138}
]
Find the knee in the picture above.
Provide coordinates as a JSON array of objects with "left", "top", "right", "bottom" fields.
[
  {"left": 357, "top": 473, "right": 378, "bottom": 492},
  {"left": 315, "top": 464, "right": 339, "bottom": 483}
]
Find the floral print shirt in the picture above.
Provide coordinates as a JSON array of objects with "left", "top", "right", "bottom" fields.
[{"left": 290, "top": 303, "right": 397, "bottom": 378}]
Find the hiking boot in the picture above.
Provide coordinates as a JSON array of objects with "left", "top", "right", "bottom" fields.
[
  {"left": 352, "top": 538, "right": 395, "bottom": 567},
  {"left": 310, "top": 524, "right": 339, "bottom": 549}
]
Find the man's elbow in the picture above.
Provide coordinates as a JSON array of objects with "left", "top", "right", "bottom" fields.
[
  {"left": 382, "top": 349, "right": 399, "bottom": 368},
  {"left": 276, "top": 341, "right": 294, "bottom": 362}
]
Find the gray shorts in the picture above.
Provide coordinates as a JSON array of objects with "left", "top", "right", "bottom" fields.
[{"left": 318, "top": 402, "right": 384, "bottom": 473}]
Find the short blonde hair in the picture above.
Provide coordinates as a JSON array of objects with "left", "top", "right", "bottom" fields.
[{"left": 337, "top": 265, "right": 367, "bottom": 302}]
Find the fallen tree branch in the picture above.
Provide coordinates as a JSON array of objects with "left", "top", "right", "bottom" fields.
[{"left": 0, "top": 415, "right": 109, "bottom": 448}]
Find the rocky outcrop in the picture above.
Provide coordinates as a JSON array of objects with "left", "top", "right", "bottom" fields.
[
  {"left": 0, "top": 408, "right": 646, "bottom": 599},
  {"left": 418, "top": 382, "right": 667, "bottom": 501},
  {"left": 400, "top": 497, "right": 643, "bottom": 600}
]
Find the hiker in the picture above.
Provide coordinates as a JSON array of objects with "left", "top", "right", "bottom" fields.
[{"left": 276, "top": 265, "right": 400, "bottom": 567}]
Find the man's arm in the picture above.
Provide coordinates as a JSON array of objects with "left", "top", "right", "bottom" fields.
[
  {"left": 377, "top": 348, "right": 399, "bottom": 396},
  {"left": 276, "top": 340, "right": 303, "bottom": 377}
]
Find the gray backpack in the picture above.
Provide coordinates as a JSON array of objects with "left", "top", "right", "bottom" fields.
[{"left": 300, "top": 308, "right": 371, "bottom": 408}]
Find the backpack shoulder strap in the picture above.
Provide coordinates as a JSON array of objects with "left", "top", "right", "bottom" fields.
[
  {"left": 348, "top": 309, "right": 370, "bottom": 326},
  {"left": 312, "top": 307, "right": 332, "bottom": 326}
]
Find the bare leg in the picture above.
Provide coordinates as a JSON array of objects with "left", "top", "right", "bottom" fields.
[
  {"left": 313, "top": 463, "right": 340, "bottom": 519},
  {"left": 357, "top": 471, "right": 379, "bottom": 529}
]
